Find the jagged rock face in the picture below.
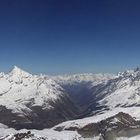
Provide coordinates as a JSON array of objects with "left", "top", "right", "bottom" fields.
[
  {"left": 79, "top": 112, "right": 140, "bottom": 140},
  {"left": 0, "top": 66, "right": 80, "bottom": 129},
  {"left": 55, "top": 112, "right": 140, "bottom": 140}
]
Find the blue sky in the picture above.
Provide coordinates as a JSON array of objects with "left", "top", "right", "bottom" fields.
[{"left": 0, "top": 0, "right": 140, "bottom": 74}]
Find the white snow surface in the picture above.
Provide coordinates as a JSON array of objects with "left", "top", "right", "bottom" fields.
[
  {"left": 0, "top": 66, "right": 65, "bottom": 114},
  {"left": 99, "top": 69, "right": 140, "bottom": 109},
  {"left": 116, "top": 135, "right": 140, "bottom": 140},
  {"left": 0, "top": 125, "right": 83, "bottom": 140}
]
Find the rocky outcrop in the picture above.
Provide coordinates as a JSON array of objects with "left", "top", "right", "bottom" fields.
[
  {"left": 55, "top": 112, "right": 140, "bottom": 140},
  {"left": 0, "top": 131, "right": 46, "bottom": 140},
  {"left": 79, "top": 112, "right": 140, "bottom": 140}
]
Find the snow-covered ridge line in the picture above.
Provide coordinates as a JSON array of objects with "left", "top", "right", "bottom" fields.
[
  {"left": 0, "top": 66, "right": 64, "bottom": 112},
  {"left": 53, "top": 107, "right": 140, "bottom": 130},
  {"left": 0, "top": 66, "right": 82, "bottom": 129}
]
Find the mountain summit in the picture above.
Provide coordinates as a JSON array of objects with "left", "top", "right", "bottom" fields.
[{"left": 9, "top": 66, "right": 31, "bottom": 77}]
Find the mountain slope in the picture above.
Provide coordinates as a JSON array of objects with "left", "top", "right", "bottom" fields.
[
  {"left": 93, "top": 68, "right": 140, "bottom": 112},
  {"left": 2, "top": 66, "right": 140, "bottom": 139},
  {"left": 51, "top": 67, "right": 140, "bottom": 139},
  {"left": 51, "top": 73, "right": 115, "bottom": 110},
  {"left": 0, "top": 66, "right": 80, "bottom": 129}
]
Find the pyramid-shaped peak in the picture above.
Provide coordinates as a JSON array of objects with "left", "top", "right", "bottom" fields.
[
  {"left": 12, "top": 65, "right": 22, "bottom": 71},
  {"left": 9, "top": 65, "right": 31, "bottom": 77}
]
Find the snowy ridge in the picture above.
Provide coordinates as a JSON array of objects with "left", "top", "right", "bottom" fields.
[
  {"left": 53, "top": 107, "right": 140, "bottom": 130},
  {"left": 0, "top": 66, "right": 65, "bottom": 114},
  {"left": 98, "top": 67, "right": 140, "bottom": 109}
]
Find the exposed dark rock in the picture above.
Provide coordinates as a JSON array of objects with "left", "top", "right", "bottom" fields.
[
  {"left": 78, "top": 112, "right": 140, "bottom": 139},
  {"left": 55, "top": 112, "right": 140, "bottom": 140},
  {"left": 0, "top": 131, "right": 46, "bottom": 140},
  {"left": 14, "top": 131, "right": 33, "bottom": 140}
]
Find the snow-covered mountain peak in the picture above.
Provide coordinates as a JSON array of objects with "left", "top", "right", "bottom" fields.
[
  {"left": 8, "top": 66, "right": 31, "bottom": 79},
  {"left": 117, "top": 67, "right": 140, "bottom": 79},
  {"left": 118, "top": 69, "right": 133, "bottom": 76},
  {"left": 0, "top": 66, "right": 81, "bottom": 129}
]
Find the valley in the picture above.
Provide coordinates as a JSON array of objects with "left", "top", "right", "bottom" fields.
[{"left": 1, "top": 67, "right": 140, "bottom": 140}]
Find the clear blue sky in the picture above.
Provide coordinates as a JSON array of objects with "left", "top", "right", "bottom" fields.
[{"left": 0, "top": 0, "right": 140, "bottom": 74}]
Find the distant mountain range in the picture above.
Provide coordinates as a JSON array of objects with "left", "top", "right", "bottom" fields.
[{"left": 1, "top": 66, "right": 140, "bottom": 139}]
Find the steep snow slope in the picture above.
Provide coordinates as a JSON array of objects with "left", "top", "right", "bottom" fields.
[
  {"left": 97, "top": 68, "right": 140, "bottom": 110},
  {"left": 0, "top": 66, "right": 63, "bottom": 112},
  {"left": 0, "top": 66, "right": 79, "bottom": 129}
]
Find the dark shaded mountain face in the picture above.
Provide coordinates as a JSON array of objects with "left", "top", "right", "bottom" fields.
[
  {"left": 0, "top": 95, "right": 80, "bottom": 129},
  {"left": 59, "top": 82, "right": 93, "bottom": 109},
  {"left": 52, "top": 74, "right": 114, "bottom": 114}
]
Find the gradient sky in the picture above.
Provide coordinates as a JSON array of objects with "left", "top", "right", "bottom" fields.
[{"left": 0, "top": 0, "right": 140, "bottom": 74}]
